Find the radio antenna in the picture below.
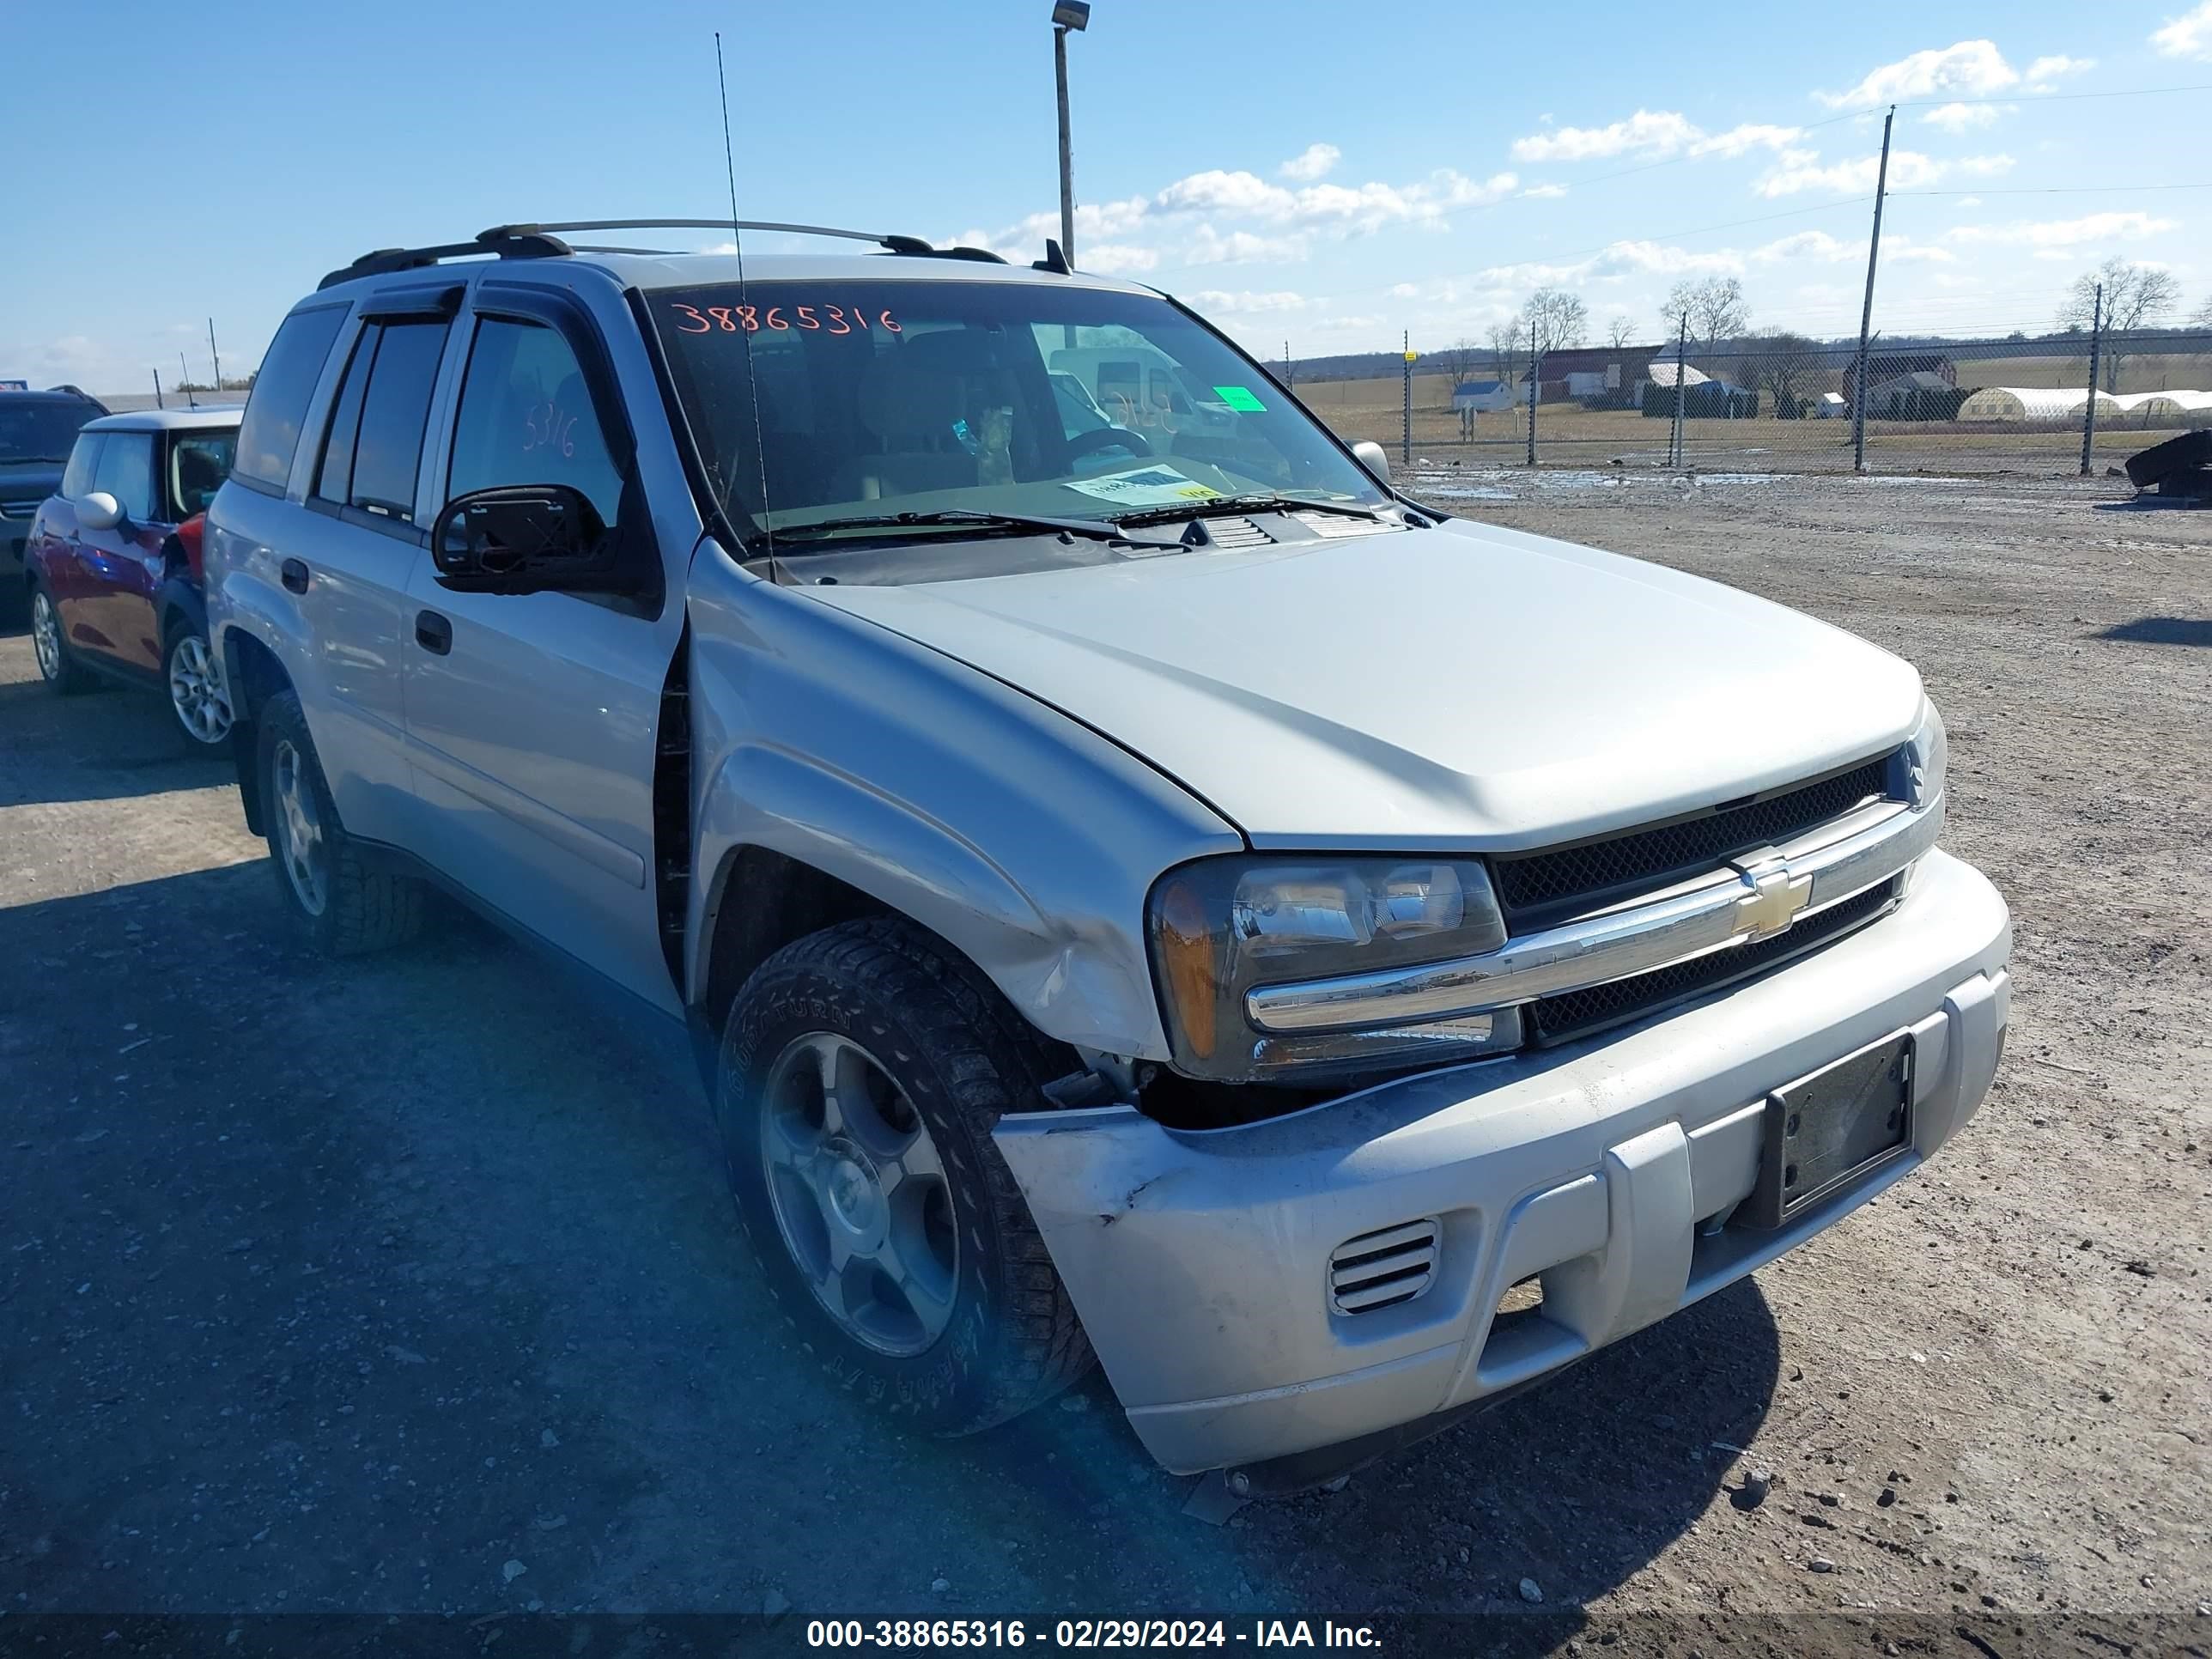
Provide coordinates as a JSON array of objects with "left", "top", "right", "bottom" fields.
[{"left": 716, "top": 32, "right": 778, "bottom": 582}]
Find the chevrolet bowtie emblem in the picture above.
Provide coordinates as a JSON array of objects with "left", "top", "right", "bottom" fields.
[{"left": 1734, "top": 862, "right": 1812, "bottom": 942}]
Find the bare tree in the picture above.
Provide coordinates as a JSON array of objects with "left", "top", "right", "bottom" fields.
[
  {"left": 2058, "top": 258, "right": 2182, "bottom": 390},
  {"left": 1522, "top": 288, "right": 1589, "bottom": 356},
  {"left": 1437, "top": 337, "right": 1485, "bottom": 387},
  {"left": 2194, "top": 290, "right": 2212, "bottom": 329},
  {"left": 1738, "top": 330, "right": 1828, "bottom": 418},
  {"left": 1485, "top": 319, "right": 1524, "bottom": 392},
  {"left": 1606, "top": 315, "right": 1636, "bottom": 349},
  {"left": 1662, "top": 276, "right": 1751, "bottom": 360}
]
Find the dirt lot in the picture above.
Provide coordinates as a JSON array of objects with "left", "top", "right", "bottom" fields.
[{"left": 3, "top": 475, "right": 2209, "bottom": 1652}]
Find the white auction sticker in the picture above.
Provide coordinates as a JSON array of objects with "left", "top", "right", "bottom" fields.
[{"left": 1060, "top": 467, "right": 1223, "bottom": 508}]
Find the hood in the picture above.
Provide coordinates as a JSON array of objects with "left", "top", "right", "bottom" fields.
[{"left": 801, "top": 519, "right": 1923, "bottom": 849}]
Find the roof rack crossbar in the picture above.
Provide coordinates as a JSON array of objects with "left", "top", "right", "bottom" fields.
[
  {"left": 319, "top": 221, "right": 1015, "bottom": 291},
  {"left": 318, "top": 228, "right": 572, "bottom": 291}
]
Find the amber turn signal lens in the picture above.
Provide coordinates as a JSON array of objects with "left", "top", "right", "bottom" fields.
[{"left": 1154, "top": 877, "right": 1218, "bottom": 1061}]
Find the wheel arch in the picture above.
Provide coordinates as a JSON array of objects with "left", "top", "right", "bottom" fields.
[{"left": 220, "top": 629, "right": 295, "bottom": 838}]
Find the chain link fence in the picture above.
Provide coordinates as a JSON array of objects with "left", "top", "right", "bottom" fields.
[{"left": 1300, "top": 325, "right": 2212, "bottom": 478}]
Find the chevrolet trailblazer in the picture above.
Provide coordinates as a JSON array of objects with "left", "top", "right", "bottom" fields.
[{"left": 203, "top": 221, "right": 2009, "bottom": 1486}]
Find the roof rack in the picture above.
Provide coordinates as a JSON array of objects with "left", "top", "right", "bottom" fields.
[{"left": 319, "top": 220, "right": 1012, "bottom": 291}]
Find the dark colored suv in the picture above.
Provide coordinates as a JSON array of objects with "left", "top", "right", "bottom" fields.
[{"left": 1, "top": 386, "right": 108, "bottom": 572}]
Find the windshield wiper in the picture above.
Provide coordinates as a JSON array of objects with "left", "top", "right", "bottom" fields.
[
  {"left": 769, "top": 508, "right": 1182, "bottom": 550},
  {"left": 2, "top": 455, "right": 73, "bottom": 465},
  {"left": 1109, "top": 494, "right": 1388, "bottom": 528}
]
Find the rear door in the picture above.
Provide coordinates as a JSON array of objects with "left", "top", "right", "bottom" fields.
[
  {"left": 284, "top": 295, "right": 459, "bottom": 844},
  {"left": 400, "top": 281, "right": 684, "bottom": 1013}
]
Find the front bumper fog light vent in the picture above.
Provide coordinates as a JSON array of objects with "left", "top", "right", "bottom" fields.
[{"left": 1328, "top": 1218, "right": 1439, "bottom": 1314}]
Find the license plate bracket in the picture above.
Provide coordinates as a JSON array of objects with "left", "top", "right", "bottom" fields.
[{"left": 1741, "top": 1031, "right": 1913, "bottom": 1230}]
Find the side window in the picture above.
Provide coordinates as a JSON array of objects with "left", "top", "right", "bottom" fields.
[
  {"left": 234, "top": 306, "right": 348, "bottom": 490},
  {"left": 61, "top": 434, "right": 103, "bottom": 499},
  {"left": 313, "top": 319, "right": 451, "bottom": 524},
  {"left": 169, "top": 432, "right": 236, "bottom": 519},
  {"left": 91, "top": 431, "right": 156, "bottom": 521},
  {"left": 447, "top": 317, "right": 623, "bottom": 527}
]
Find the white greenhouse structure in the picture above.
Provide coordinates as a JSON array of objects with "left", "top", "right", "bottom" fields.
[{"left": 1957, "top": 386, "right": 2125, "bottom": 424}]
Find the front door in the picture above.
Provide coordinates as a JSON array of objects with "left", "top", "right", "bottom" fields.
[
  {"left": 69, "top": 428, "right": 164, "bottom": 673},
  {"left": 401, "top": 289, "right": 684, "bottom": 1014}
]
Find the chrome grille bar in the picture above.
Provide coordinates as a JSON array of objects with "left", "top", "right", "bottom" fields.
[{"left": 1246, "top": 794, "right": 1944, "bottom": 1036}]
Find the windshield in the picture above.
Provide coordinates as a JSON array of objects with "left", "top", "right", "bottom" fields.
[
  {"left": 648, "top": 279, "right": 1386, "bottom": 549},
  {"left": 0, "top": 400, "right": 97, "bottom": 465}
]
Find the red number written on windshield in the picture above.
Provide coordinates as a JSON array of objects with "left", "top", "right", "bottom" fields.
[{"left": 666, "top": 301, "right": 902, "bottom": 336}]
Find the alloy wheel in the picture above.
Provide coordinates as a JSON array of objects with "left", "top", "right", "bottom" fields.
[
  {"left": 167, "top": 635, "right": 233, "bottom": 744},
  {"left": 271, "top": 739, "right": 329, "bottom": 916},
  {"left": 758, "top": 1031, "right": 960, "bottom": 1356},
  {"left": 31, "top": 592, "right": 63, "bottom": 682}
]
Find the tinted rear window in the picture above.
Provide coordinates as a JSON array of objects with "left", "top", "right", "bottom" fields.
[{"left": 234, "top": 307, "right": 348, "bottom": 490}]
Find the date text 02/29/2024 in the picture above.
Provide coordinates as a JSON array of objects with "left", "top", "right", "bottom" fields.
[{"left": 804, "top": 1620, "right": 1384, "bottom": 1649}]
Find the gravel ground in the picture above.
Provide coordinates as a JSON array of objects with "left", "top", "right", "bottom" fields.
[{"left": 3, "top": 473, "right": 2208, "bottom": 1653}]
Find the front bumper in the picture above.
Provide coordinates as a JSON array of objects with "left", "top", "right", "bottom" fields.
[{"left": 994, "top": 848, "right": 2010, "bottom": 1475}]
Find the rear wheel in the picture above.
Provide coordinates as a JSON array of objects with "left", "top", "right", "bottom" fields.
[
  {"left": 717, "top": 918, "right": 1094, "bottom": 1434},
  {"left": 29, "top": 585, "right": 91, "bottom": 695},
  {"left": 164, "top": 626, "right": 233, "bottom": 747},
  {"left": 257, "top": 690, "right": 424, "bottom": 955}
]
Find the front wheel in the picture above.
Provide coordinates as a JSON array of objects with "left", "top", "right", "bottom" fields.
[
  {"left": 717, "top": 919, "right": 1094, "bottom": 1434},
  {"left": 164, "top": 626, "right": 233, "bottom": 746}
]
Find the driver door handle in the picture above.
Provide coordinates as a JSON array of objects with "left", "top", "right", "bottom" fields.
[
  {"left": 415, "top": 610, "right": 453, "bottom": 656},
  {"left": 280, "top": 558, "right": 310, "bottom": 594}
]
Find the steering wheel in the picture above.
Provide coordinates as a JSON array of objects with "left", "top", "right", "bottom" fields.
[{"left": 1064, "top": 425, "right": 1154, "bottom": 464}]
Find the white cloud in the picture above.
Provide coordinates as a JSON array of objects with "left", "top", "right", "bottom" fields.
[
  {"left": 1520, "top": 183, "right": 1569, "bottom": 199},
  {"left": 1751, "top": 230, "right": 1856, "bottom": 263},
  {"left": 1510, "top": 109, "right": 1699, "bottom": 161},
  {"left": 1278, "top": 143, "right": 1340, "bottom": 181},
  {"left": 2151, "top": 2, "right": 2212, "bottom": 60},
  {"left": 1757, "top": 149, "right": 1940, "bottom": 197},
  {"left": 1956, "top": 154, "right": 2017, "bottom": 176},
  {"left": 2023, "top": 53, "right": 2094, "bottom": 87},
  {"left": 1923, "top": 101, "right": 2006, "bottom": 131},
  {"left": 1184, "top": 289, "right": 1310, "bottom": 315},
  {"left": 1505, "top": 112, "right": 1802, "bottom": 166},
  {"left": 1184, "top": 225, "right": 1309, "bottom": 265},
  {"left": 1687, "top": 123, "right": 1806, "bottom": 158},
  {"left": 1152, "top": 166, "right": 1513, "bottom": 236},
  {"left": 1819, "top": 40, "right": 2019, "bottom": 108},
  {"left": 1945, "top": 210, "right": 2179, "bottom": 247},
  {"left": 1887, "top": 242, "right": 1959, "bottom": 264}
]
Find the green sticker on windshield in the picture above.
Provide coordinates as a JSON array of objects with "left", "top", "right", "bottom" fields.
[{"left": 1212, "top": 385, "right": 1267, "bottom": 413}]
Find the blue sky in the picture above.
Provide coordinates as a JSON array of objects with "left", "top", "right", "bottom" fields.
[{"left": 6, "top": 0, "right": 2211, "bottom": 392}]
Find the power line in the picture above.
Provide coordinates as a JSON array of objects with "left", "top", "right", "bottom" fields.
[
  {"left": 1886, "top": 81, "right": 2212, "bottom": 109},
  {"left": 1895, "top": 183, "right": 2212, "bottom": 198}
]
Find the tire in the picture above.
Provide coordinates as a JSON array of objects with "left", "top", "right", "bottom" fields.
[
  {"left": 163, "top": 623, "right": 233, "bottom": 748},
  {"left": 717, "top": 917, "right": 1094, "bottom": 1435},
  {"left": 28, "top": 581, "right": 92, "bottom": 696},
  {"left": 256, "top": 690, "right": 424, "bottom": 955}
]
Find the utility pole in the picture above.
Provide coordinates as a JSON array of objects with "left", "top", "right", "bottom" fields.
[
  {"left": 152, "top": 368, "right": 164, "bottom": 410},
  {"left": 2080, "top": 281, "right": 2103, "bottom": 477},
  {"left": 1851, "top": 104, "right": 1896, "bottom": 473},
  {"left": 1526, "top": 315, "right": 1540, "bottom": 466},
  {"left": 1401, "top": 331, "right": 1413, "bottom": 467},
  {"left": 1670, "top": 311, "right": 1688, "bottom": 467},
  {"left": 208, "top": 319, "right": 222, "bottom": 394},
  {"left": 1284, "top": 340, "right": 1292, "bottom": 389},
  {"left": 180, "top": 352, "right": 197, "bottom": 409},
  {"left": 1052, "top": 15, "right": 1080, "bottom": 268}
]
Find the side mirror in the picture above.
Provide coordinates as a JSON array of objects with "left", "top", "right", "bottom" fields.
[
  {"left": 76, "top": 491, "right": 125, "bottom": 532},
  {"left": 1351, "top": 441, "right": 1392, "bottom": 486},
  {"left": 432, "top": 485, "right": 627, "bottom": 595}
]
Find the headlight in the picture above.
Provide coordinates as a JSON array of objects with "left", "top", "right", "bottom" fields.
[
  {"left": 1147, "top": 857, "right": 1520, "bottom": 1082},
  {"left": 1905, "top": 697, "right": 1947, "bottom": 810}
]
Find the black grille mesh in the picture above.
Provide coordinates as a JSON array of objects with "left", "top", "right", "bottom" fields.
[
  {"left": 1527, "top": 879, "right": 1899, "bottom": 1047},
  {"left": 1493, "top": 756, "right": 1893, "bottom": 929}
]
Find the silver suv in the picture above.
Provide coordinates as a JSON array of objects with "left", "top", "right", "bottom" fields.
[{"left": 205, "top": 221, "right": 2010, "bottom": 1487}]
